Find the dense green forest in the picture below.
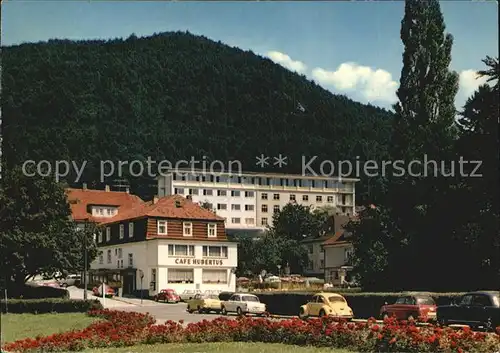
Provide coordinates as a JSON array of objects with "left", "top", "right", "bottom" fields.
[{"left": 2, "top": 31, "right": 392, "bottom": 202}]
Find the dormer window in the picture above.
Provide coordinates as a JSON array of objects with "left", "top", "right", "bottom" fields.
[
  {"left": 208, "top": 223, "right": 217, "bottom": 237},
  {"left": 183, "top": 222, "right": 193, "bottom": 236},
  {"left": 107, "top": 208, "right": 112, "bottom": 215},
  {"left": 157, "top": 220, "right": 168, "bottom": 235}
]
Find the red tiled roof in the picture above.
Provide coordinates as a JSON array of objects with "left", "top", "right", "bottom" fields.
[
  {"left": 66, "top": 188, "right": 144, "bottom": 223},
  {"left": 100, "top": 194, "right": 224, "bottom": 225},
  {"left": 322, "top": 230, "right": 345, "bottom": 246}
]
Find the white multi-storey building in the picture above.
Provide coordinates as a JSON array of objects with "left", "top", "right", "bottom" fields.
[{"left": 158, "top": 170, "right": 358, "bottom": 232}]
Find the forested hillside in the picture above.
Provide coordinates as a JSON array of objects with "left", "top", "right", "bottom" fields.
[{"left": 2, "top": 31, "right": 393, "bottom": 201}]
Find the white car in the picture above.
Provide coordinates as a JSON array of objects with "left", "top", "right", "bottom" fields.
[
  {"left": 179, "top": 289, "right": 202, "bottom": 302},
  {"left": 221, "top": 293, "right": 268, "bottom": 316}
]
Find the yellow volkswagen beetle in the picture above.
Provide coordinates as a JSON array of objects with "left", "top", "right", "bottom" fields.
[
  {"left": 299, "top": 292, "right": 354, "bottom": 319},
  {"left": 186, "top": 293, "right": 222, "bottom": 314}
]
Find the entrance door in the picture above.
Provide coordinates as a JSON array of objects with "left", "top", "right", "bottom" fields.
[{"left": 123, "top": 274, "right": 134, "bottom": 295}]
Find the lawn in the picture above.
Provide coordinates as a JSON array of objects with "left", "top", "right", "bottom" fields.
[
  {"left": 0, "top": 313, "right": 99, "bottom": 343},
  {"left": 86, "top": 342, "right": 353, "bottom": 353}
]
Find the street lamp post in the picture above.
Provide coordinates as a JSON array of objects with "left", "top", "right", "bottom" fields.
[
  {"left": 277, "top": 265, "right": 282, "bottom": 290},
  {"left": 138, "top": 270, "right": 144, "bottom": 305}
]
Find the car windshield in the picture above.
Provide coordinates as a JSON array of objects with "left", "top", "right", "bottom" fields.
[
  {"left": 416, "top": 297, "right": 435, "bottom": 305},
  {"left": 329, "top": 296, "right": 346, "bottom": 303},
  {"left": 242, "top": 296, "right": 259, "bottom": 302}
]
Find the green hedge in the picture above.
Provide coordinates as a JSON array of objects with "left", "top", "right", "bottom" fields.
[
  {"left": 5, "top": 285, "right": 69, "bottom": 299},
  {"left": 0, "top": 298, "right": 103, "bottom": 314},
  {"left": 254, "top": 292, "right": 465, "bottom": 318}
]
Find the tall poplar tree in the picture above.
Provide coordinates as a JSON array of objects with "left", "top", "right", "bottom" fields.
[{"left": 388, "top": 0, "right": 459, "bottom": 288}]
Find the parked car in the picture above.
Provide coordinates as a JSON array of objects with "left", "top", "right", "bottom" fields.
[
  {"left": 186, "top": 293, "right": 222, "bottom": 314},
  {"left": 58, "top": 274, "right": 82, "bottom": 287},
  {"left": 154, "top": 289, "right": 181, "bottom": 303},
  {"left": 299, "top": 292, "right": 354, "bottom": 319},
  {"left": 380, "top": 294, "right": 437, "bottom": 322},
  {"left": 92, "top": 284, "right": 115, "bottom": 297},
  {"left": 437, "top": 291, "right": 500, "bottom": 331},
  {"left": 179, "top": 289, "right": 202, "bottom": 302},
  {"left": 221, "top": 293, "right": 267, "bottom": 316}
]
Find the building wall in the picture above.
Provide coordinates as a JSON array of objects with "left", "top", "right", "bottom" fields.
[
  {"left": 304, "top": 241, "right": 325, "bottom": 275},
  {"left": 157, "top": 173, "right": 357, "bottom": 230},
  {"left": 90, "top": 238, "right": 238, "bottom": 296},
  {"left": 324, "top": 245, "right": 353, "bottom": 269}
]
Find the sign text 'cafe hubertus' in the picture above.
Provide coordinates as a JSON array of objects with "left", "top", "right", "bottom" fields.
[{"left": 174, "top": 258, "right": 224, "bottom": 266}]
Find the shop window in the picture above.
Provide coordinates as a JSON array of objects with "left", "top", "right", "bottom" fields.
[
  {"left": 202, "top": 269, "right": 228, "bottom": 284},
  {"left": 167, "top": 269, "right": 194, "bottom": 283}
]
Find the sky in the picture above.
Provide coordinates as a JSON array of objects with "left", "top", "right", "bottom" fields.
[{"left": 2, "top": 1, "right": 498, "bottom": 110}]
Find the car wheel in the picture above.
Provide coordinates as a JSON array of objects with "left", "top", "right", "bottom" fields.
[
  {"left": 187, "top": 306, "right": 193, "bottom": 314},
  {"left": 236, "top": 307, "right": 244, "bottom": 316},
  {"left": 61, "top": 283, "right": 68, "bottom": 288},
  {"left": 484, "top": 317, "right": 493, "bottom": 332},
  {"left": 154, "top": 296, "right": 159, "bottom": 302},
  {"left": 221, "top": 306, "right": 227, "bottom": 315},
  {"left": 197, "top": 306, "right": 202, "bottom": 313},
  {"left": 299, "top": 308, "right": 308, "bottom": 320}
]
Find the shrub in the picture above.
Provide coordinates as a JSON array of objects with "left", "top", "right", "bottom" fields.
[
  {"left": 254, "top": 292, "right": 465, "bottom": 318},
  {"left": 5, "top": 284, "right": 69, "bottom": 299},
  {"left": 3, "top": 310, "right": 499, "bottom": 352},
  {"left": 0, "top": 298, "right": 103, "bottom": 314}
]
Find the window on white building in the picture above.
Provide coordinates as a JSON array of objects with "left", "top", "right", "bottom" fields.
[
  {"left": 261, "top": 205, "right": 268, "bottom": 212},
  {"left": 273, "top": 193, "right": 280, "bottom": 200},
  {"left": 118, "top": 248, "right": 122, "bottom": 259},
  {"left": 168, "top": 244, "right": 195, "bottom": 257},
  {"left": 107, "top": 250, "right": 111, "bottom": 263},
  {"left": 107, "top": 208, "right": 112, "bottom": 215},
  {"left": 202, "top": 269, "right": 228, "bottom": 284},
  {"left": 217, "top": 190, "right": 227, "bottom": 196},
  {"left": 290, "top": 194, "right": 296, "bottom": 201},
  {"left": 202, "top": 246, "right": 228, "bottom": 258},
  {"left": 129, "top": 222, "right": 134, "bottom": 237},
  {"left": 303, "top": 195, "right": 309, "bottom": 201},
  {"left": 316, "top": 195, "right": 322, "bottom": 202},
  {"left": 261, "top": 218, "right": 268, "bottom": 226},
  {"left": 106, "top": 227, "right": 111, "bottom": 242},
  {"left": 99, "top": 253, "right": 103, "bottom": 264},
  {"left": 157, "top": 220, "right": 168, "bottom": 235},
  {"left": 245, "top": 205, "right": 254, "bottom": 211},
  {"left": 231, "top": 190, "right": 240, "bottom": 197},
  {"left": 189, "top": 188, "right": 199, "bottom": 195},
  {"left": 231, "top": 217, "right": 240, "bottom": 224},
  {"left": 183, "top": 222, "right": 193, "bottom": 236},
  {"left": 217, "top": 203, "right": 227, "bottom": 210},
  {"left": 261, "top": 193, "right": 268, "bottom": 200},
  {"left": 168, "top": 269, "right": 194, "bottom": 283},
  {"left": 203, "top": 189, "right": 213, "bottom": 196},
  {"left": 245, "top": 191, "right": 254, "bottom": 197},
  {"left": 99, "top": 208, "right": 104, "bottom": 215},
  {"left": 119, "top": 224, "right": 124, "bottom": 239},
  {"left": 273, "top": 205, "right": 280, "bottom": 213},
  {"left": 207, "top": 223, "right": 217, "bottom": 237},
  {"left": 245, "top": 218, "right": 254, "bottom": 225},
  {"left": 128, "top": 253, "right": 133, "bottom": 267},
  {"left": 231, "top": 204, "right": 241, "bottom": 211}
]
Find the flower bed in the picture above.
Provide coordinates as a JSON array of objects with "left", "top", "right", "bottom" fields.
[{"left": 3, "top": 310, "right": 500, "bottom": 353}]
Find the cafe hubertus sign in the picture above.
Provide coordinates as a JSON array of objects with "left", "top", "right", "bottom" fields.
[{"left": 174, "top": 258, "right": 224, "bottom": 266}]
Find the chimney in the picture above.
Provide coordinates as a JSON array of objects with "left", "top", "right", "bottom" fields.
[
  {"left": 105, "top": 185, "right": 110, "bottom": 192},
  {"left": 153, "top": 196, "right": 159, "bottom": 204},
  {"left": 82, "top": 183, "right": 87, "bottom": 190}
]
